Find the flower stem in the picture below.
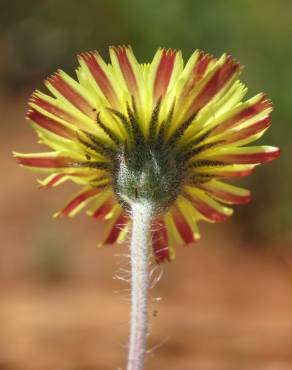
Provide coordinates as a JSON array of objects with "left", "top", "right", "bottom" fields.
[{"left": 127, "top": 202, "right": 153, "bottom": 370}]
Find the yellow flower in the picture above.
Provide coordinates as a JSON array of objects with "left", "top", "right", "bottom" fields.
[{"left": 14, "top": 46, "right": 280, "bottom": 262}]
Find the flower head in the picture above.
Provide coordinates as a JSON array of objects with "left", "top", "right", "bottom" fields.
[{"left": 15, "top": 46, "right": 280, "bottom": 263}]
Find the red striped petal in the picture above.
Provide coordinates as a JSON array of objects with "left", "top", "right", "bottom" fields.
[
  {"left": 200, "top": 183, "right": 251, "bottom": 205},
  {"left": 104, "top": 212, "right": 129, "bottom": 244},
  {"left": 172, "top": 209, "right": 194, "bottom": 244},
  {"left": 92, "top": 197, "right": 116, "bottom": 220},
  {"left": 59, "top": 188, "right": 101, "bottom": 217},
  {"left": 26, "top": 109, "right": 76, "bottom": 140},
  {"left": 187, "top": 195, "right": 229, "bottom": 222},
  {"left": 46, "top": 72, "right": 93, "bottom": 116},
  {"left": 151, "top": 218, "right": 170, "bottom": 263},
  {"left": 224, "top": 117, "right": 271, "bottom": 144},
  {"left": 194, "top": 165, "right": 256, "bottom": 178},
  {"left": 188, "top": 56, "right": 240, "bottom": 115},
  {"left": 154, "top": 49, "right": 176, "bottom": 101},
  {"left": 41, "top": 173, "right": 66, "bottom": 188},
  {"left": 213, "top": 94, "right": 272, "bottom": 135},
  {"left": 216, "top": 168, "right": 255, "bottom": 178},
  {"left": 181, "top": 52, "right": 214, "bottom": 99},
  {"left": 196, "top": 203, "right": 228, "bottom": 222},
  {"left": 112, "top": 46, "right": 139, "bottom": 99},
  {"left": 196, "top": 52, "right": 213, "bottom": 77},
  {"left": 15, "top": 155, "right": 78, "bottom": 168},
  {"left": 30, "top": 94, "right": 83, "bottom": 126},
  {"left": 40, "top": 172, "right": 93, "bottom": 188},
  {"left": 79, "top": 52, "right": 119, "bottom": 107},
  {"left": 212, "top": 147, "right": 280, "bottom": 164}
]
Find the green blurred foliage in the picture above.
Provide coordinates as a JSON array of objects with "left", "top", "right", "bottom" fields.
[{"left": 0, "top": 0, "right": 291, "bottom": 241}]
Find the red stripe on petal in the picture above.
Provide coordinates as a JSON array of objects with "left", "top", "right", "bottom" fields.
[
  {"left": 196, "top": 203, "right": 228, "bottom": 222},
  {"left": 15, "top": 155, "right": 78, "bottom": 168},
  {"left": 214, "top": 148, "right": 280, "bottom": 164},
  {"left": 80, "top": 52, "right": 119, "bottom": 107},
  {"left": 27, "top": 109, "right": 76, "bottom": 140},
  {"left": 40, "top": 172, "right": 92, "bottom": 188},
  {"left": 151, "top": 218, "right": 170, "bottom": 263},
  {"left": 216, "top": 168, "right": 255, "bottom": 178},
  {"left": 42, "top": 174, "right": 66, "bottom": 188},
  {"left": 104, "top": 212, "right": 129, "bottom": 244},
  {"left": 47, "top": 73, "right": 93, "bottom": 116},
  {"left": 188, "top": 196, "right": 229, "bottom": 222},
  {"left": 224, "top": 117, "right": 271, "bottom": 144},
  {"left": 30, "top": 95, "right": 82, "bottom": 125},
  {"left": 213, "top": 95, "right": 272, "bottom": 135},
  {"left": 92, "top": 197, "right": 115, "bottom": 220},
  {"left": 183, "top": 52, "right": 214, "bottom": 97},
  {"left": 154, "top": 49, "right": 176, "bottom": 101},
  {"left": 172, "top": 209, "right": 194, "bottom": 244},
  {"left": 113, "top": 46, "right": 139, "bottom": 98},
  {"left": 196, "top": 52, "right": 213, "bottom": 77},
  {"left": 189, "top": 56, "right": 240, "bottom": 114},
  {"left": 60, "top": 188, "right": 101, "bottom": 217},
  {"left": 200, "top": 184, "right": 251, "bottom": 205}
]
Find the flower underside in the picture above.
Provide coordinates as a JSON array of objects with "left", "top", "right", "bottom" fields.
[{"left": 15, "top": 46, "right": 280, "bottom": 263}]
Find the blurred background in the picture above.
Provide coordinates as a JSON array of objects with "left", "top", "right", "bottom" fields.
[{"left": 1, "top": 0, "right": 292, "bottom": 369}]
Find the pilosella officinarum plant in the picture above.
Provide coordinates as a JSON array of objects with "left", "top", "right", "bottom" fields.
[{"left": 14, "top": 46, "right": 280, "bottom": 370}]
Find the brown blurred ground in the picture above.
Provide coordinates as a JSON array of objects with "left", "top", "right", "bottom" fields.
[{"left": 0, "top": 91, "right": 292, "bottom": 370}]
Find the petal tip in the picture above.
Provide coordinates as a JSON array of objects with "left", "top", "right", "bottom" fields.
[
  {"left": 260, "top": 146, "right": 281, "bottom": 163},
  {"left": 13, "top": 152, "right": 24, "bottom": 165}
]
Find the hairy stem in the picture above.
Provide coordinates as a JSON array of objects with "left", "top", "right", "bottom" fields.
[{"left": 127, "top": 202, "right": 153, "bottom": 370}]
